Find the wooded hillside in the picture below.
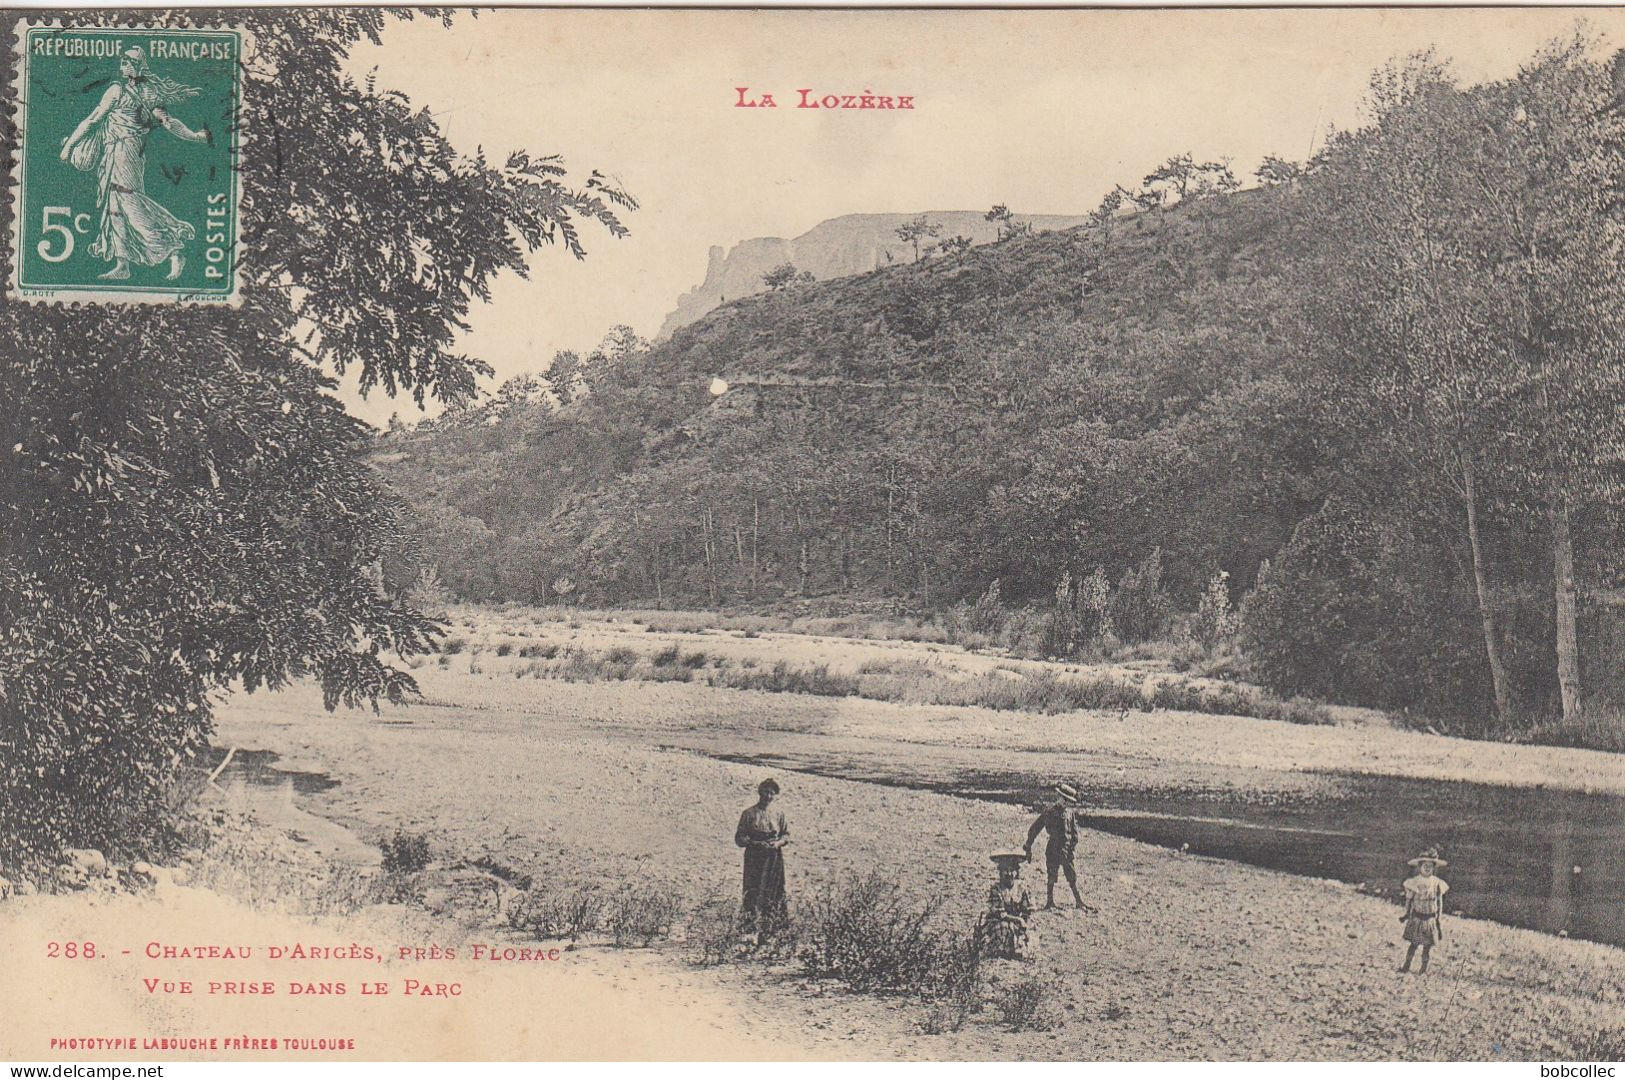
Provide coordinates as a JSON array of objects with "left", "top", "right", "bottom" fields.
[{"left": 379, "top": 40, "right": 1625, "bottom": 734}]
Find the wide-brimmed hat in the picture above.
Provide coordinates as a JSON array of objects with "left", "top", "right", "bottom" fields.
[
  {"left": 1407, "top": 847, "right": 1448, "bottom": 868},
  {"left": 990, "top": 851, "right": 1027, "bottom": 868},
  {"left": 1054, "top": 782, "right": 1080, "bottom": 803}
]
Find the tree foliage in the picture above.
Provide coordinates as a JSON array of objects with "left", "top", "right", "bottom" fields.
[
  {"left": 895, "top": 214, "right": 942, "bottom": 262},
  {"left": 762, "top": 263, "right": 813, "bottom": 290},
  {"left": 0, "top": 10, "right": 630, "bottom": 862}
]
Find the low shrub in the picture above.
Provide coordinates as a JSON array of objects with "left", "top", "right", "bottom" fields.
[
  {"left": 998, "top": 607, "right": 1055, "bottom": 659},
  {"left": 1192, "top": 644, "right": 1251, "bottom": 682},
  {"left": 378, "top": 869, "right": 427, "bottom": 906},
  {"left": 994, "top": 974, "right": 1066, "bottom": 1032},
  {"left": 378, "top": 829, "right": 432, "bottom": 875},
  {"left": 305, "top": 865, "right": 387, "bottom": 916},
  {"left": 494, "top": 642, "right": 513, "bottom": 657},
  {"left": 642, "top": 660, "right": 695, "bottom": 683},
  {"left": 920, "top": 996, "right": 973, "bottom": 1035},
  {"left": 439, "top": 636, "right": 467, "bottom": 655},
  {"left": 506, "top": 885, "right": 605, "bottom": 941},
  {"left": 856, "top": 658, "right": 936, "bottom": 677},
  {"left": 648, "top": 645, "right": 709, "bottom": 676},
  {"left": 514, "top": 639, "right": 1330, "bottom": 726},
  {"left": 798, "top": 869, "right": 951, "bottom": 994},
  {"left": 685, "top": 891, "right": 748, "bottom": 966},
  {"left": 939, "top": 580, "right": 1009, "bottom": 647},
  {"left": 1167, "top": 640, "right": 1210, "bottom": 673},
  {"left": 916, "top": 927, "right": 985, "bottom": 1033},
  {"left": 1258, "top": 696, "right": 1336, "bottom": 726},
  {"left": 160, "top": 765, "right": 212, "bottom": 819},
  {"left": 605, "top": 886, "right": 683, "bottom": 947},
  {"left": 976, "top": 671, "right": 1143, "bottom": 714}
]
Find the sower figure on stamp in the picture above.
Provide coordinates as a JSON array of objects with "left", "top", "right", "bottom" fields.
[
  {"left": 58, "top": 48, "right": 211, "bottom": 281},
  {"left": 1025, "top": 782, "right": 1089, "bottom": 911},
  {"left": 1398, "top": 848, "right": 1450, "bottom": 974},
  {"left": 735, "top": 777, "right": 790, "bottom": 944},
  {"left": 977, "top": 851, "right": 1036, "bottom": 960}
]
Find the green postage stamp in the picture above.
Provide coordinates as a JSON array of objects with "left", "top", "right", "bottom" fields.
[{"left": 10, "top": 22, "right": 247, "bottom": 304}]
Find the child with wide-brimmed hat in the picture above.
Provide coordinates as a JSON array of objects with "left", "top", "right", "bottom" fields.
[
  {"left": 977, "top": 851, "right": 1036, "bottom": 959},
  {"left": 1399, "top": 848, "right": 1450, "bottom": 974}
]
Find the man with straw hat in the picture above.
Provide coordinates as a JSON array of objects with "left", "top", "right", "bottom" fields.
[
  {"left": 1024, "top": 782, "right": 1089, "bottom": 911},
  {"left": 977, "top": 851, "right": 1036, "bottom": 959},
  {"left": 1399, "top": 847, "right": 1450, "bottom": 974}
]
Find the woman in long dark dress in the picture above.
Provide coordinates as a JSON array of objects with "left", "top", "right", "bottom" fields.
[{"left": 735, "top": 778, "right": 789, "bottom": 942}]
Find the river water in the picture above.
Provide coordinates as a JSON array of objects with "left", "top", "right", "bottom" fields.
[{"left": 700, "top": 748, "right": 1625, "bottom": 949}]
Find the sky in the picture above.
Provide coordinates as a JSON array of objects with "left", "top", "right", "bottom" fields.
[{"left": 338, "top": 7, "right": 1625, "bottom": 425}]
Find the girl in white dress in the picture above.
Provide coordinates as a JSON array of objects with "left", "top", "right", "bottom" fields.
[{"left": 1399, "top": 848, "right": 1449, "bottom": 974}]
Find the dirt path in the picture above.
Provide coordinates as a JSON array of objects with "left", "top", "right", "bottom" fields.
[{"left": 196, "top": 675, "right": 1625, "bottom": 1060}]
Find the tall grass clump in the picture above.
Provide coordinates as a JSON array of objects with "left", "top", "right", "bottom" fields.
[
  {"left": 1148, "top": 680, "right": 1332, "bottom": 726},
  {"left": 944, "top": 671, "right": 1144, "bottom": 714},
  {"left": 714, "top": 660, "right": 858, "bottom": 697}
]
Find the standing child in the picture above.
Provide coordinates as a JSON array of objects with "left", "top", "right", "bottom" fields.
[
  {"left": 1024, "top": 782, "right": 1088, "bottom": 911},
  {"left": 1399, "top": 848, "right": 1450, "bottom": 974}
]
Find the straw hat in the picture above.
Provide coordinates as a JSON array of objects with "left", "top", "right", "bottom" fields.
[
  {"left": 1407, "top": 847, "right": 1448, "bottom": 868},
  {"left": 1054, "top": 782, "right": 1080, "bottom": 803},
  {"left": 990, "top": 851, "right": 1028, "bottom": 868}
]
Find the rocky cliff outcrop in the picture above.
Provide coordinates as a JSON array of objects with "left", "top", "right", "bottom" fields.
[{"left": 656, "top": 210, "right": 1091, "bottom": 339}]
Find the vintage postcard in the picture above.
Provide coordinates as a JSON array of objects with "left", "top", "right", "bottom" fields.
[{"left": 1, "top": 6, "right": 1623, "bottom": 1067}]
